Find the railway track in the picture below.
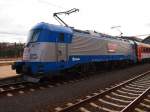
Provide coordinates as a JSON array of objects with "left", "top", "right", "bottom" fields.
[
  {"left": 0, "top": 75, "right": 22, "bottom": 85},
  {"left": 0, "top": 81, "right": 32, "bottom": 96},
  {"left": 0, "top": 65, "right": 145, "bottom": 98},
  {"left": 53, "top": 71, "right": 150, "bottom": 112},
  {"left": 0, "top": 72, "right": 95, "bottom": 97}
]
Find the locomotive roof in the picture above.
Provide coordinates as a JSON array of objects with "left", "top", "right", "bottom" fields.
[
  {"left": 32, "top": 22, "right": 73, "bottom": 34},
  {"left": 73, "top": 28, "right": 133, "bottom": 43},
  {"left": 31, "top": 22, "right": 137, "bottom": 44}
]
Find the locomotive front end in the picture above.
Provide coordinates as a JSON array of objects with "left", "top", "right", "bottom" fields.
[
  {"left": 12, "top": 28, "right": 47, "bottom": 75},
  {"left": 12, "top": 22, "right": 73, "bottom": 77}
]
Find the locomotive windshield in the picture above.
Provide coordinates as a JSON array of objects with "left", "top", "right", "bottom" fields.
[{"left": 27, "top": 29, "right": 41, "bottom": 44}]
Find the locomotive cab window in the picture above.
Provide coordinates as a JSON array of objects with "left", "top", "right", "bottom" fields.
[
  {"left": 27, "top": 29, "right": 41, "bottom": 44},
  {"left": 58, "top": 33, "right": 65, "bottom": 42}
]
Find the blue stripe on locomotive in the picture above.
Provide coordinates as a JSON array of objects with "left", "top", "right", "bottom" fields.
[{"left": 19, "top": 54, "right": 134, "bottom": 75}]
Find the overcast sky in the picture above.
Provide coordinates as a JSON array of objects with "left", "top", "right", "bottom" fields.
[{"left": 0, "top": 0, "right": 150, "bottom": 43}]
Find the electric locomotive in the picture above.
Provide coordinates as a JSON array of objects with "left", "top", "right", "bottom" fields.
[{"left": 12, "top": 22, "right": 136, "bottom": 78}]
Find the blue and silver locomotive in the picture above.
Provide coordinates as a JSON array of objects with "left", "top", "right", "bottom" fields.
[{"left": 12, "top": 22, "right": 136, "bottom": 77}]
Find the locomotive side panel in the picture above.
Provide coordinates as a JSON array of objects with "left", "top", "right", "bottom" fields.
[
  {"left": 69, "top": 37, "right": 132, "bottom": 55},
  {"left": 68, "top": 33, "right": 133, "bottom": 63},
  {"left": 39, "top": 43, "right": 57, "bottom": 62}
]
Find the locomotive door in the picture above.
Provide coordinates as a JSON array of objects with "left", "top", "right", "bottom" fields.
[{"left": 56, "top": 43, "right": 68, "bottom": 62}]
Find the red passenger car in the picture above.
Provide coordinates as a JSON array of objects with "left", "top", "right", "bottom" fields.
[{"left": 136, "top": 42, "right": 150, "bottom": 62}]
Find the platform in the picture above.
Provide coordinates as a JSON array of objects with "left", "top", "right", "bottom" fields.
[{"left": 0, "top": 65, "right": 17, "bottom": 78}]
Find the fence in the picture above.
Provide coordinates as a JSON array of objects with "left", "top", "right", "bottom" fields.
[{"left": 0, "top": 43, "right": 24, "bottom": 59}]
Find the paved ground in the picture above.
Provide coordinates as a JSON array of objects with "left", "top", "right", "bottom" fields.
[
  {"left": 0, "top": 58, "right": 21, "bottom": 61},
  {"left": 0, "top": 64, "right": 149, "bottom": 112},
  {"left": 0, "top": 65, "right": 17, "bottom": 78},
  {"left": 0, "top": 61, "right": 14, "bottom": 63}
]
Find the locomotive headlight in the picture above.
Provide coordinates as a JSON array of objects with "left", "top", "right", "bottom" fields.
[{"left": 30, "top": 54, "right": 38, "bottom": 59}]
